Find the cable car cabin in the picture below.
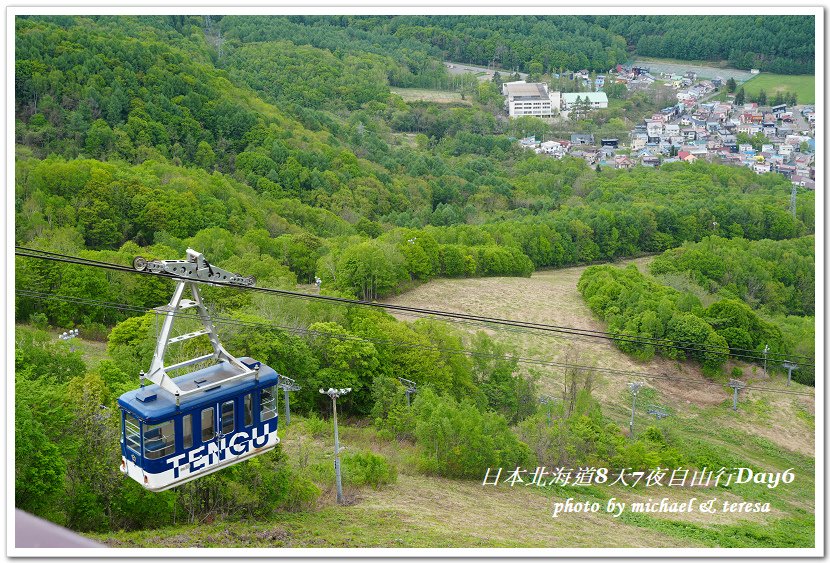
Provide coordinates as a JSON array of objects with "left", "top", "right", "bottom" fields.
[{"left": 118, "top": 357, "right": 280, "bottom": 491}]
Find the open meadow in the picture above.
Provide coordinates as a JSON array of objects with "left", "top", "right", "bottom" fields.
[
  {"left": 90, "top": 259, "right": 815, "bottom": 549},
  {"left": 740, "top": 74, "right": 815, "bottom": 104}
]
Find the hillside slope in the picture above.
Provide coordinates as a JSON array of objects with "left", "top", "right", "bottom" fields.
[{"left": 90, "top": 259, "right": 815, "bottom": 548}]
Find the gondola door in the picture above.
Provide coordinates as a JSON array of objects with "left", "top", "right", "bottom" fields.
[
  {"left": 217, "top": 397, "right": 237, "bottom": 444},
  {"left": 199, "top": 398, "right": 237, "bottom": 447}
]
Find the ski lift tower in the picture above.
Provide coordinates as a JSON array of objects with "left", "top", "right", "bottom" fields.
[
  {"left": 277, "top": 376, "right": 302, "bottom": 426},
  {"left": 728, "top": 379, "right": 746, "bottom": 411},
  {"left": 782, "top": 361, "right": 799, "bottom": 387},
  {"left": 647, "top": 405, "right": 669, "bottom": 420},
  {"left": 398, "top": 377, "right": 417, "bottom": 407}
]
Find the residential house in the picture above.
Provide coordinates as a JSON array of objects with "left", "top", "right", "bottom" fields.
[
  {"left": 779, "top": 143, "right": 794, "bottom": 157},
  {"left": 646, "top": 121, "right": 663, "bottom": 142},
  {"left": 539, "top": 140, "right": 566, "bottom": 157},
  {"left": 613, "top": 155, "right": 634, "bottom": 169},
  {"left": 641, "top": 155, "right": 660, "bottom": 167},
  {"left": 518, "top": 136, "right": 539, "bottom": 149},
  {"left": 753, "top": 161, "right": 771, "bottom": 174}
]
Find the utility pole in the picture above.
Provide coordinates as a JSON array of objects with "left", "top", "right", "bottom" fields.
[
  {"left": 320, "top": 387, "right": 351, "bottom": 504},
  {"left": 539, "top": 395, "right": 557, "bottom": 426},
  {"left": 277, "top": 376, "right": 301, "bottom": 426},
  {"left": 728, "top": 379, "right": 745, "bottom": 411},
  {"left": 398, "top": 378, "right": 417, "bottom": 407},
  {"left": 628, "top": 382, "right": 643, "bottom": 439},
  {"left": 59, "top": 328, "right": 79, "bottom": 352},
  {"left": 790, "top": 184, "right": 797, "bottom": 218},
  {"left": 763, "top": 344, "right": 769, "bottom": 377},
  {"left": 782, "top": 361, "right": 799, "bottom": 386}
]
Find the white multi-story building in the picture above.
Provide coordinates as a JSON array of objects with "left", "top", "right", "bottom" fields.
[
  {"left": 560, "top": 92, "right": 609, "bottom": 110},
  {"left": 503, "top": 82, "right": 561, "bottom": 118}
]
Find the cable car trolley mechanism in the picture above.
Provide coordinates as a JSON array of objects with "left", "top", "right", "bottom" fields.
[{"left": 117, "top": 249, "right": 280, "bottom": 492}]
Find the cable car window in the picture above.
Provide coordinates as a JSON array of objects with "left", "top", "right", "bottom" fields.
[
  {"left": 244, "top": 394, "right": 253, "bottom": 426},
  {"left": 201, "top": 407, "right": 215, "bottom": 442},
  {"left": 125, "top": 413, "right": 141, "bottom": 452},
  {"left": 183, "top": 414, "right": 193, "bottom": 449},
  {"left": 260, "top": 385, "right": 277, "bottom": 421},
  {"left": 222, "top": 400, "right": 234, "bottom": 434},
  {"left": 144, "top": 420, "right": 175, "bottom": 459}
]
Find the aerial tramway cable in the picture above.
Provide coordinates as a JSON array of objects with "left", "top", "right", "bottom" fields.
[
  {"left": 16, "top": 288, "right": 815, "bottom": 398},
  {"left": 15, "top": 246, "right": 817, "bottom": 366}
]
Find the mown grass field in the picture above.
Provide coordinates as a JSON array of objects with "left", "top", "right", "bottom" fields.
[
  {"left": 740, "top": 74, "right": 815, "bottom": 104},
  {"left": 89, "top": 259, "right": 816, "bottom": 549},
  {"left": 390, "top": 87, "right": 470, "bottom": 105}
]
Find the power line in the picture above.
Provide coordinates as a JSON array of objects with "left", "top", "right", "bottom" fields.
[
  {"left": 14, "top": 247, "right": 816, "bottom": 365},
  {"left": 15, "top": 289, "right": 815, "bottom": 398}
]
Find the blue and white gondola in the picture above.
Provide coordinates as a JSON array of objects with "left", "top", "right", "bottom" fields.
[
  {"left": 118, "top": 358, "right": 280, "bottom": 491},
  {"left": 117, "top": 249, "right": 281, "bottom": 491}
]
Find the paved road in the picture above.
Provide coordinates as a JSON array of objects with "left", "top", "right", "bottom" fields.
[
  {"left": 444, "top": 61, "right": 527, "bottom": 82},
  {"left": 634, "top": 59, "right": 755, "bottom": 83}
]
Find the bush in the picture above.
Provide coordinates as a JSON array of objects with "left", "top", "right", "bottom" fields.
[
  {"left": 412, "top": 388, "right": 533, "bottom": 479},
  {"left": 29, "top": 312, "right": 48, "bottom": 330},
  {"left": 343, "top": 451, "right": 397, "bottom": 488},
  {"left": 303, "top": 412, "right": 330, "bottom": 438}
]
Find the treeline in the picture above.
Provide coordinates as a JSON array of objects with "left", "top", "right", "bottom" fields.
[
  {"left": 221, "top": 15, "right": 814, "bottom": 77},
  {"left": 221, "top": 15, "right": 628, "bottom": 75},
  {"left": 590, "top": 15, "right": 814, "bottom": 74},
  {"left": 218, "top": 16, "right": 447, "bottom": 89},
  {"left": 651, "top": 236, "right": 815, "bottom": 316},
  {"left": 15, "top": 16, "right": 814, "bottom": 243},
  {"left": 15, "top": 156, "right": 812, "bottom": 307},
  {"left": 578, "top": 265, "right": 794, "bottom": 378}
]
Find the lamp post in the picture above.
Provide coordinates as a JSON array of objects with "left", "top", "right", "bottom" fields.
[
  {"left": 319, "top": 387, "right": 351, "bottom": 504},
  {"left": 628, "top": 382, "right": 643, "bottom": 439},
  {"left": 539, "top": 395, "right": 558, "bottom": 426}
]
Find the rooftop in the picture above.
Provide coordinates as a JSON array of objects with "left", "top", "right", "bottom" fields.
[{"left": 504, "top": 82, "right": 550, "bottom": 100}]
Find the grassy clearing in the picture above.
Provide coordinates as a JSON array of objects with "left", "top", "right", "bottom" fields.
[
  {"left": 632, "top": 57, "right": 755, "bottom": 82},
  {"left": 90, "top": 259, "right": 814, "bottom": 549},
  {"left": 389, "top": 87, "right": 470, "bottom": 104},
  {"left": 740, "top": 74, "right": 815, "bottom": 104}
]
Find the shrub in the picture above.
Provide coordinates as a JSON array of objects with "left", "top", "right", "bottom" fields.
[
  {"left": 343, "top": 451, "right": 397, "bottom": 488},
  {"left": 303, "top": 412, "right": 330, "bottom": 438},
  {"left": 412, "top": 388, "right": 533, "bottom": 479},
  {"left": 29, "top": 312, "right": 48, "bottom": 330}
]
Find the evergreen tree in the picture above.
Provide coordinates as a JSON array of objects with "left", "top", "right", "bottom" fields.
[
  {"left": 757, "top": 89, "right": 767, "bottom": 105},
  {"left": 734, "top": 87, "right": 745, "bottom": 105},
  {"left": 726, "top": 77, "right": 737, "bottom": 93}
]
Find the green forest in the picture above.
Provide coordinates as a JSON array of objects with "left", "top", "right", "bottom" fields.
[{"left": 14, "top": 15, "right": 815, "bottom": 547}]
